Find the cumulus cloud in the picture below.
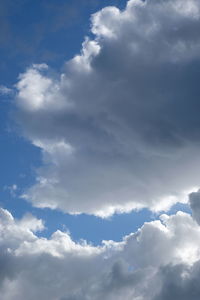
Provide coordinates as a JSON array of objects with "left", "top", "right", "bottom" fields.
[
  {"left": 15, "top": 0, "right": 200, "bottom": 216},
  {"left": 1, "top": 197, "right": 200, "bottom": 299}
]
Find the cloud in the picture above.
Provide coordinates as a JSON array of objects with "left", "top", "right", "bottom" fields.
[
  {"left": 153, "top": 261, "right": 200, "bottom": 300},
  {"left": 0, "top": 85, "right": 12, "bottom": 95},
  {"left": 1, "top": 196, "right": 200, "bottom": 299},
  {"left": 189, "top": 189, "right": 200, "bottom": 224},
  {"left": 15, "top": 0, "right": 200, "bottom": 216}
]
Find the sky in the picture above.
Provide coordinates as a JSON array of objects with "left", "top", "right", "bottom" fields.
[{"left": 1, "top": 0, "right": 200, "bottom": 299}]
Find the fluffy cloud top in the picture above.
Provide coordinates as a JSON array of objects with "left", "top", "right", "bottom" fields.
[
  {"left": 16, "top": 0, "right": 200, "bottom": 216},
  {"left": 1, "top": 191, "right": 200, "bottom": 299}
]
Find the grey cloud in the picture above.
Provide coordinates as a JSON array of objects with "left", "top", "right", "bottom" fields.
[
  {"left": 189, "top": 189, "right": 200, "bottom": 224},
  {"left": 15, "top": 0, "right": 200, "bottom": 216},
  {"left": 154, "top": 262, "right": 200, "bottom": 300}
]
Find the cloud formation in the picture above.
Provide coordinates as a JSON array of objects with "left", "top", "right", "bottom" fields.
[
  {"left": 1, "top": 195, "right": 200, "bottom": 299},
  {"left": 16, "top": 0, "right": 200, "bottom": 216},
  {"left": 0, "top": 85, "right": 12, "bottom": 95}
]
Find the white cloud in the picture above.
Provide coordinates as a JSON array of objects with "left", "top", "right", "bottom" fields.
[
  {"left": 17, "top": 213, "right": 45, "bottom": 233},
  {"left": 0, "top": 85, "right": 12, "bottom": 95},
  {"left": 15, "top": 0, "right": 200, "bottom": 216},
  {"left": 1, "top": 197, "right": 200, "bottom": 299}
]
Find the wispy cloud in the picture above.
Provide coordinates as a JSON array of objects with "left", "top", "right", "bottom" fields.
[{"left": 0, "top": 85, "right": 13, "bottom": 95}]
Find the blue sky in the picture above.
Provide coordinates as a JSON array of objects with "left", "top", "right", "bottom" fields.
[{"left": 1, "top": 0, "right": 200, "bottom": 299}]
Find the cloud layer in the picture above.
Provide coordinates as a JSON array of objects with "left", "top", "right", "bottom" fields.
[
  {"left": 1, "top": 191, "right": 200, "bottom": 299},
  {"left": 15, "top": 0, "right": 200, "bottom": 216}
]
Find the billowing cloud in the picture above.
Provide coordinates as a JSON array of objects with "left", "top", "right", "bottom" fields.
[
  {"left": 15, "top": 0, "right": 200, "bottom": 216},
  {"left": 1, "top": 195, "right": 200, "bottom": 299}
]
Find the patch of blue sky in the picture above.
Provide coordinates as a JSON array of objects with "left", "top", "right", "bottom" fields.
[
  {"left": 3, "top": 186, "right": 191, "bottom": 246},
  {"left": 4, "top": 195, "right": 154, "bottom": 246}
]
